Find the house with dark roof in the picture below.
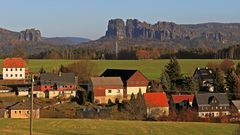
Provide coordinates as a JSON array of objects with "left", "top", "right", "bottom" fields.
[
  {"left": 2, "top": 57, "right": 28, "bottom": 80},
  {"left": 230, "top": 100, "right": 240, "bottom": 115},
  {"left": 101, "top": 69, "right": 149, "bottom": 99},
  {"left": 193, "top": 93, "right": 230, "bottom": 118},
  {"left": 144, "top": 92, "right": 169, "bottom": 118},
  {"left": 170, "top": 94, "right": 194, "bottom": 112},
  {"left": 34, "top": 73, "right": 78, "bottom": 98},
  {"left": 193, "top": 67, "right": 214, "bottom": 92},
  {"left": 90, "top": 77, "right": 124, "bottom": 104},
  {"left": 8, "top": 101, "right": 40, "bottom": 118}
]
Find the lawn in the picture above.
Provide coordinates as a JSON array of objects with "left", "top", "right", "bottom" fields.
[
  {"left": 0, "top": 59, "right": 239, "bottom": 80},
  {"left": 0, "top": 119, "right": 238, "bottom": 135}
]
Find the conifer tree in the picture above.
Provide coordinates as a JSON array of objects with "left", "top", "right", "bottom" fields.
[{"left": 213, "top": 68, "right": 225, "bottom": 93}]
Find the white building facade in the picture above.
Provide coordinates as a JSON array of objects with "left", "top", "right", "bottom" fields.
[{"left": 2, "top": 58, "right": 27, "bottom": 80}]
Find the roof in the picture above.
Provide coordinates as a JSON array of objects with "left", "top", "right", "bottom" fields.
[
  {"left": 91, "top": 77, "right": 123, "bottom": 86},
  {"left": 193, "top": 67, "right": 214, "bottom": 81},
  {"left": 2, "top": 57, "right": 26, "bottom": 68},
  {"left": 0, "top": 101, "right": 17, "bottom": 109},
  {"left": 195, "top": 93, "right": 229, "bottom": 106},
  {"left": 40, "top": 73, "right": 76, "bottom": 86},
  {"left": 100, "top": 69, "right": 138, "bottom": 81},
  {"left": 144, "top": 92, "right": 169, "bottom": 107},
  {"left": 232, "top": 100, "right": 240, "bottom": 110},
  {"left": 172, "top": 95, "right": 194, "bottom": 103},
  {"left": 9, "top": 101, "right": 39, "bottom": 110}
]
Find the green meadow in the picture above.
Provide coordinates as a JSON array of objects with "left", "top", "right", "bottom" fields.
[
  {"left": 0, "top": 118, "right": 238, "bottom": 135},
  {"left": 0, "top": 59, "right": 239, "bottom": 80}
]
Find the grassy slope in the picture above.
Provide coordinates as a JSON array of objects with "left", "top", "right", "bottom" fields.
[
  {"left": 0, "top": 119, "right": 238, "bottom": 135},
  {"left": 0, "top": 59, "right": 239, "bottom": 80}
]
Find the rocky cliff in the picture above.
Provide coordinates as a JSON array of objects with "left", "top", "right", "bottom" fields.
[
  {"left": 105, "top": 19, "right": 240, "bottom": 44},
  {"left": 0, "top": 28, "right": 41, "bottom": 42},
  {"left": 19, "top": 29, "right": 41, "bottom": 41}
]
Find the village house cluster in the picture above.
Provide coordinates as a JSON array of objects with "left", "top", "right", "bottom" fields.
[{"left": 0, "top": 57, "right": 240, "bottom": 120}]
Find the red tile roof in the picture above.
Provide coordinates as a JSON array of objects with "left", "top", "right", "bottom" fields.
[
  {"left": 2, "top": 57, "right": 26, "bottom": 68},
  {"left": 144, "top": 92, "right": 169, "bottom": 107},
  {"left": 171, "top": 95, "right": 194, "bottom": 103}
]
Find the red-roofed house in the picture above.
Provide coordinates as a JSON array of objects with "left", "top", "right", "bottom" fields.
[
  {"left": 143, "top": 92, "right": 169, "bottom": 118},
  {"left": 170, "top": 95, "right": 194, "bottom": 112},
  {"left": 2, "top": 57, "right": 27, "bottom": 80}
]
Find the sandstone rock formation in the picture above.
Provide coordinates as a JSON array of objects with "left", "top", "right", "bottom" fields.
[{"left": 104, "top": 19, "right": 240, "bottom": 44}]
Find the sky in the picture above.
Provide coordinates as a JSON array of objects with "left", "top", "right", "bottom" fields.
[{"left": 0, "top": 0, "right": 240, "bottom": 40}]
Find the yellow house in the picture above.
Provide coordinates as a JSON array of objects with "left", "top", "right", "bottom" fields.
[{"left": 8, "top": 101, "right": 40, "bottom": 119}]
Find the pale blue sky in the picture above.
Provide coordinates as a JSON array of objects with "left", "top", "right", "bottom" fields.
[{"left": 0, "top": 0, "right": 239, "bottom": 39}]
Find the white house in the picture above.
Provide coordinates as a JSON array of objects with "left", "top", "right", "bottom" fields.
[{"left": 2, "top": 57, "right": 27, "bottom": 80}]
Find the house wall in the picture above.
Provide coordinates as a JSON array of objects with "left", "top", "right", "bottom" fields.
[
  {"left": 147, "top": 107, "right": 169, "bottom": 118},
  {"left": 47, "top": 91, "right": 60, "bottom": 99},
  {"left": 10, "top": 109, "right": 40, "bottom": 118},
  {"left": 198, "top": 111, "right": 230, "bottom": 118},
  {"left": 33, "top": 91, "right": 45, "bottom": 98},
  {"left": 126, "top": 86, "right": 147, "bottom": 99},
  {"left": 94, "top": 95, "right": 124, "bottom": 104},
  {"left": 3, "top": 68, "right": 25, "bottom": 80},
  {"left": 46, "top": 90, "right": 76, "bottom": 99},
  {"left": 198, "top": 105, "right": 230, "bottom": 118},
  {"left": 18, "top": 91, "right": 29, "bottom": 96}
]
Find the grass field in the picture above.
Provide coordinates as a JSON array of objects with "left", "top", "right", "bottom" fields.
[
  {"left": 0, "top": 59, "right": 239, "bottom": 80},
  {"left": 0, "top": 119, "right": 238, "bottom": 135}
]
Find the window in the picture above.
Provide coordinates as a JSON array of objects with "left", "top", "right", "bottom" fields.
[
  {"left": 6, "top": 69, "right": 8, "bottom": 71},
  {"left": 20, "top": 74, "right": 22, "bottom": 77},
  {"left": 45, "top": 86, "right": 47, "bottom": 88},
  {"left": 15, "top": 74, "right": 18, "bottom": 77},
  {"left": 27, "top": 111, "right": 30, "bottom": 114},
  {"left": 20, "top": 68, "right": 22, "bottom": 71},
  {"left": 6, "top": 74, "right": 8, "bottom": 77},
  {"left": 117, "top": 89, "right": 120, "bottom": 93},
  {"left": 15, "top": 68, "right": 17, "bottom": 71},
  {"left": 108, "top": 90, "right": 112, "bottom": 93},
  {"left": 10, "top": 74, "right": 13, "bottom": 77},
  {"left": 19, "top": 111, "right": 21, "bottom": 114},
  {"left": 15, "top": 111, "right": 17, "bottom": 114},
  {"left": 70, "top": 85, "right": 72, "bottom": 88},
  {"left": 10, "top": 68, "right": 13, "bottom": 71}
]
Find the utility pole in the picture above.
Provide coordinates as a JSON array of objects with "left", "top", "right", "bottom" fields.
[{"left": 30, "top": 75, "right": 34, "bottom": 135}]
